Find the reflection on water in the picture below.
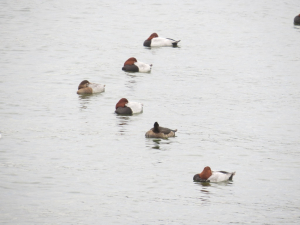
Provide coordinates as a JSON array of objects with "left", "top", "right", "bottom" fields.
[
  {"left": 201, "top": 189, "right": 210, "bottom": 193},
  {"left": 78, "top": 93, "right": 104, "bottom": 110},
  {"left": 193, "top": 182, "right": 211, "bottom": 203},
  {"left": 152, "top": 139, "right": 161, "bottom": 149},
  {"left": 116, "top": 115, "right": 131, "bottom": 135},
  {"left": 125, "top": 73, "right": 138, "bottom": 90},
  {"left": 78, "top": 94, "right": 92, "bottom": 110},
  {"left": 194, "top": 180, "right": 234, "bottom": 203},
  {"left": 196, "top": 181, "right": 211, "bottom": 187},
  {"left": 216, "top": 181, "right": 234, "bottom": 186},
  {"left": 126, "top": 73, "right": 137, "bottom": 78},
  {"left": 146, "top": 138, "right": 174, "bottom": 150},
  {"left": 194, "top": 180, "right": 233, "bottom": 187}
]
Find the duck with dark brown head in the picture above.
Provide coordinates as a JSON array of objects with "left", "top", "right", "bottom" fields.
[{"left": 145, "top": 122, "right": 177, "bottom": 138}]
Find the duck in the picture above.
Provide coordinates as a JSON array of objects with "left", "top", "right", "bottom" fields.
[
  {"left": 115, "top": 98, "right": 143, "bottom": 114},
  {"left": 77, "top": 80, "right": 105, "bottom": 94},
  {"left": 143, "top": 33, "right": 180, "bottom": 47},
  {"left": 122, "top": 57, "right": 152, "bottom": 73},
  {"left": 145, "top": 122, "right": 177, "bottom": 138},
  {"left": 193, "top": 166, "right": 235, "bottom": 183},
  {"left": 294, "top": 14, "right": 300, "bottom": 25}
]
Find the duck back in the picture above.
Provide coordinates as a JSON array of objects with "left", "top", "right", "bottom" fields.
[
  {"left": 88, "top": 83, "right": 105, "bottom": 93},
  {"left": 158, "top": 126, "right": 177, "bottom": 134},
  {"left": 151, "top": 37, "right": 180, "bottom": 47},
  {"left": 145, "top": 130, "right": 176, "bottom": 138},
  {"left": 126, "top": 102, "right": 143, "bottom": 114},
  {"left": 207, "top": 171, "right": 236, "bottom": 182},
  {"left": 134, "top": 61, "right": 152, "bottom": 73}
]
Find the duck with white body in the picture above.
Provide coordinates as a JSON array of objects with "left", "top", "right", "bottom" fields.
[
  {"left": 115, "top": 98, "right": 143, "bottom": 115},
  {"left": 193, "top": 166, "right": 235, "bottom": 183},
  {"left": 143, "top": 33, "right": 180, "bottom": 47},
  {"left": 122, "top": 57, "right": 152, "bottom": 73}
]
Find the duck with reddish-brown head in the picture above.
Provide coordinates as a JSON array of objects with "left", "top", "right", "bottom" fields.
[
  {"left": 122, "top": 57, "right": 152, "bottom": 73},
  {"left": 145, "top": 122, "right": 177, "bottom": 138},
  {"left": 115, "top": 98, "right": 143, "bottom": 115},
  {"left": 193, "top": 166, "right": 236, "bottom": 183},
  {"left": 143, "top": 33, "right": 180, "bottom": 47},
  {"left": 294, "top": 14, "right": 300, "bottom": 25},
  {"left": 77, "top": 80, "right": 105, "bottom": 94}
]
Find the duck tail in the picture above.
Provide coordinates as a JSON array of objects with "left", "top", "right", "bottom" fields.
[
  {"left": 229, "top": 172, "right": 236, "bottom": 180},
  {"left": 172, "top": 40, "right": 180, "bottom": 47}
]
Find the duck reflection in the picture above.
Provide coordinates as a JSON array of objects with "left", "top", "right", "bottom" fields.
[
  {"left": 116, "top": 115, "right": 131, "bottom": 135},
  {"left": 194, "top": 182, "right": 211, "bottom": 203},
  {"left": 198, "top": 182, "right": 211, "bottom": 187},
  {"left": 78, "top": 94, "right": 93, "bottom": 110},
  {"left": 194, "top": 179, "right": 232, "bottom": 187},
  {"left": 146, "top": 138, "right": 174, "bottom": 150},
  {"left": 125, "top": 73, "right": 137, "bottom": 90},
  {"left": 152, "top": 139, "right": 161, "bottom": 149}
]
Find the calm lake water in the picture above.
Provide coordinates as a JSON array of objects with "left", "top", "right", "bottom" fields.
[{"left": 1, "top": 0, "right": 300, "bottom": 224}]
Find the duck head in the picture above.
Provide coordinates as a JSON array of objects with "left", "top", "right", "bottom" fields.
[
  {"left": 199, "top": 166, "right": 212, "bottom": 180},
  {"left": 153, "top": 122, "right": 160, "bottom": 133},
  {"left": 147, "top": 33, "right": 158, "bottom": 41},
  {"left": 124, "top": 57, "right": 137, "bottom": 66},
  {"left": 78, "top": 80, "right": 90, "bottom": 90},
  {"left": 116, "top": 98, "right": 129, "bottom": 109}
]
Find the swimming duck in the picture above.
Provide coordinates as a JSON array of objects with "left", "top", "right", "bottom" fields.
[
  {"left": 145, "top": 122, "right": 177, "bottom": 138},
  {"left": 122, "top": 57, "right": 152, "bottom": 73},
  {"left": 193, "top": 166, "right": 235, "bottom": 183},
  {"left": 143, "top": 33, "right": 180, "bottom": 47},
  {"left": 115, "top": 98, "right": 143, "bottom": 114},
  {"left": 77, "top": 80, "right": 105, "bottom": 94},
  {"left": 294, "top": 14, "right": 300, "bottom": 25}
]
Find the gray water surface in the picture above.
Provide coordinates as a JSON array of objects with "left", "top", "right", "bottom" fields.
[{"left": 1, "top": 0, "right": 300, "bottom": 224}]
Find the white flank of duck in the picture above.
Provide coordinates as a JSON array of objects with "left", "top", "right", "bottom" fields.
[
  {"left": 207, "top": 171, "right": 236, "bottom": 182},
  {"left": 143, "top": 33, "right": 180, "bottom": 47},
  {"left": 77, "top": 80, "right": 105, "bottom": 94},
  {"left": 151, "top": 37, "right": 179, "bottom": 47},
  {"left": 125, "top": 101, "right": 143, "bottom": 114},
  {"left": 134, "top": 61, "right": 152, "bottom": 73},
  {"left": 88, "top": 83, "right": 105, "bottom": 93}
]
